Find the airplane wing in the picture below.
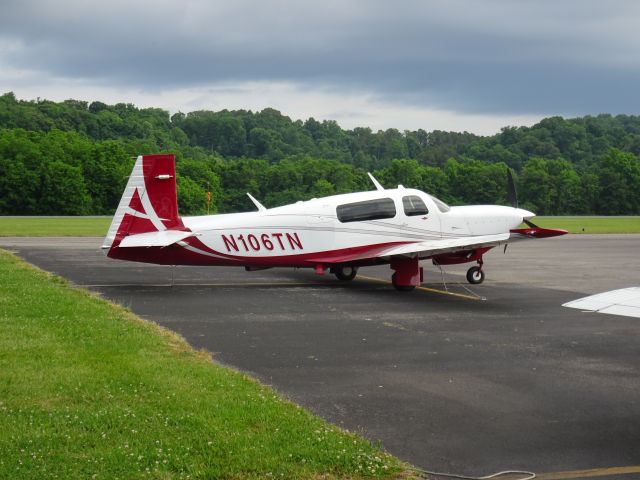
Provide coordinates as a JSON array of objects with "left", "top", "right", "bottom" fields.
[
  {"left": 308, "top": 227, "right": 566, "bottom": 265},
  {"left": 118, "top": 230, "right": 195, "bottom": 248},
  {"left": 563, "top": 287, "right": 640, "bottom": 318},
  {"left": 307, "top": 233, "right": 510, "bottom": 264},
  {"left": 372, "top": 227, "right": 567, "bottom": 260}
]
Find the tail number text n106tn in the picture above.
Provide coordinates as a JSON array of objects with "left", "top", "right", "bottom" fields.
[{"left": 221, "top": 233, "right": 303, "bottom": 252}]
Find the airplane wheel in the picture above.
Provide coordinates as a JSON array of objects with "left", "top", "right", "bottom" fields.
[
  {"left": 466, "top": 266, "right": 485, "bottom": 284},
  {"left": 335, "top": 266, "right": 358, "bottom": 281},
  {"left": 392, "top": 273, "right": 416, "bottom": 291}
]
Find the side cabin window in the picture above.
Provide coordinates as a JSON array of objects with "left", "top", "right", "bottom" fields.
[
  {"left": 402, "top": 195, "right": 429, "bottom": 216},
  {"left": 336, "top": 198, "right": 396, "bottom": 223}
]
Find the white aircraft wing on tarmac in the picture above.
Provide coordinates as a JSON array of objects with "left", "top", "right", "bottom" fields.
[{"left": 563, "top": 287, "right": 640, "bottom": 318}]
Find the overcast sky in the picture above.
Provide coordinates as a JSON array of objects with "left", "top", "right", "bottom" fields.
[{"left": 1, "top": 0, "right": 639, "bottom": 135}]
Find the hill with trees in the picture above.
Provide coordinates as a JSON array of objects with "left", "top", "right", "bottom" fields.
[{"left": 1, "top": 91, "right": 639, "bottom": 216}]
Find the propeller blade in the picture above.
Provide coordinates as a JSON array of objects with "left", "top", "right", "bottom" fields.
[
  {"left": 524, "top": 219, "right": 539, "bottom": 228},
  {"left": 507, "top": 168, "right": 518, "bottom": 208}
]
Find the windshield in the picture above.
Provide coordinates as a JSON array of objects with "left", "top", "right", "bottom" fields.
[{"left": 430, "top": 195, "right": 451, "bottom": 213}]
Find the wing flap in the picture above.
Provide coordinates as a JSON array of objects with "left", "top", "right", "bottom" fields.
[{"left": 118, "top": 230, "right": 194, "bottom": 248}]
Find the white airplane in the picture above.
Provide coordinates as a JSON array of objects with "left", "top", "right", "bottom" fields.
[{"left": 103, "top": 154, "right": 567, "bottom": 291}]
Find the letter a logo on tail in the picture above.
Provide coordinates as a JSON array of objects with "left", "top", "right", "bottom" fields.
[{"left": 103, "top": 154, "right": 185, "bottom": 253}]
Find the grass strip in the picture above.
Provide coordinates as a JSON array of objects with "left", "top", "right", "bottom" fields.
[
  {"left": 2, "top": 216, "right": 640, "bottom": 237},
  {"left": 0, "top": 250, "right": 405, "bottom": 479},
  {"left": 0, "top": 217, "right": 111, "bottom": 236},
  {"left": 526, "top": 216, "right": 640, "bottom": 234}
]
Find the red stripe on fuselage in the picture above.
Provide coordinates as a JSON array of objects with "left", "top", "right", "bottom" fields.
[{"left": 107, "top": 237, "right": 414, "bottom": 267}]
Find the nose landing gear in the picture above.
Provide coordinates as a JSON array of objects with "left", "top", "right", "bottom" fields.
[{"left": 466, "top": 258, "right": 485, "bottom": 284}]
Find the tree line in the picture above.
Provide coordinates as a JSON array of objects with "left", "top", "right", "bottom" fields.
[{"left": 1, "top": 92, "right": 639, "bottom": 216}]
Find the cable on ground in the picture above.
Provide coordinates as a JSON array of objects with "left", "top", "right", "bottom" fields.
[{"left": 414, "top": 467, "right": 535, "bottom": 480}]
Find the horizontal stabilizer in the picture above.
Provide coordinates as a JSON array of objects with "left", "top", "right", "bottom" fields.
[{"left": 118, "top": 230, "right": 194, "bottom": 248}]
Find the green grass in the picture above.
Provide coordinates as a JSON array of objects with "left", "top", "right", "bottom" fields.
[
  {"left": 0, "top": 217, "right": 111, "bottom": 236},
  {"left": 2, "top": 215, "right": 640, "bottom": 237},
  {"left": 525, "top": 216, "right": 640, "bottom": 234},
  {"left": 0, "top": 250, "right": 405, "bottom": 479}
]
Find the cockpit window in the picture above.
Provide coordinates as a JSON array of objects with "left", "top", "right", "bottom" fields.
[
  {"left": 430, "top": 195, "right": 451, "bottom": 213},
  {"left": 402, "top": 195, "right": 429, "bottom": 216},
  {"left": 336, "top": 198, "right": 396, "bottom": 223}
]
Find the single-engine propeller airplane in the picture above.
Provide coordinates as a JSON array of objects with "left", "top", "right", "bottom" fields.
[{"left": 103, "top": 154, "right": 567, "bottom": 291}]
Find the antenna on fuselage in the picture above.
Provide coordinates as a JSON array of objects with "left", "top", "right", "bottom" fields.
[
  {"left": 246, "top": 192, "right": 266, "bottom": 212},
  {"left": 367, "top": 172, "right": 385, "bottom": 191},
  {"left": 506, "top": 169, "right": 539, "bottom": 229},
  {"left": 507, "top": 169, "right": 518, "bottom": 208}
]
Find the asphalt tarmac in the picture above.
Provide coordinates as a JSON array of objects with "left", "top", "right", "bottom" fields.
[{"left": 2, "top": 235, "right": 640, "bottom": 478}]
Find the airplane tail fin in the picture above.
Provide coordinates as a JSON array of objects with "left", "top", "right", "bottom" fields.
[{"left": 102, "top": 154, "right": 185, "bottom": 254}]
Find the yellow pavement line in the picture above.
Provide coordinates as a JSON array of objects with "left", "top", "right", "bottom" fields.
[
  {"left": 416, "top": 284, "right": 481, "bottom": 300},
  {"left": 77, "top": 282, "right": 330, "bottom": 288},
  {"left": 536, "top": 465, "right": 640, "bottom": 479},
  {"left": 80, "top": 277, "right": 480, "bottom": 300},
  {"left": 357, "top": 275, "right": 481, "bottom": 301}
]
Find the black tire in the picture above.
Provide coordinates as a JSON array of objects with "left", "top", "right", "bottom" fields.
[
  {"left": 335, "top": 266, "right": 358, "bottom": 281},
  {"left": 391, "top": 273, "right": 416, "bottom": 291},
  {"left": 466, "top": 266, "right": 485, "bottom": 284}
]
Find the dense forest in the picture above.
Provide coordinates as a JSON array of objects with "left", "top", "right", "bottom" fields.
[{"left": 1, "top": 91, "right": 639, "bottom": 216}]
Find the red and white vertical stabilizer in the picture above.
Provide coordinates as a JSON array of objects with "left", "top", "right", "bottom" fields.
[{"left": 102, "top": 154, "right": 189, "bottom": 256}]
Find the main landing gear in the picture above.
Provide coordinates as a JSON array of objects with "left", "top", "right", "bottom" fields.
[
  {"left": 332, "top": 266, "right": 358, "bottom": 281},
  {"left": 466, "top": 259, "right": 485, "bottom": 284},
  {"left": 390, "top": 257, "right": 422, "bottom": 292},
  {"left": 392, "top": 273, "right": 417, "bottom": 291}
]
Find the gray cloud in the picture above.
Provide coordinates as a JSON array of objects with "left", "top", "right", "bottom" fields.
[{"left": 1, "top": 0, "right": 639, "bottom": 116}]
